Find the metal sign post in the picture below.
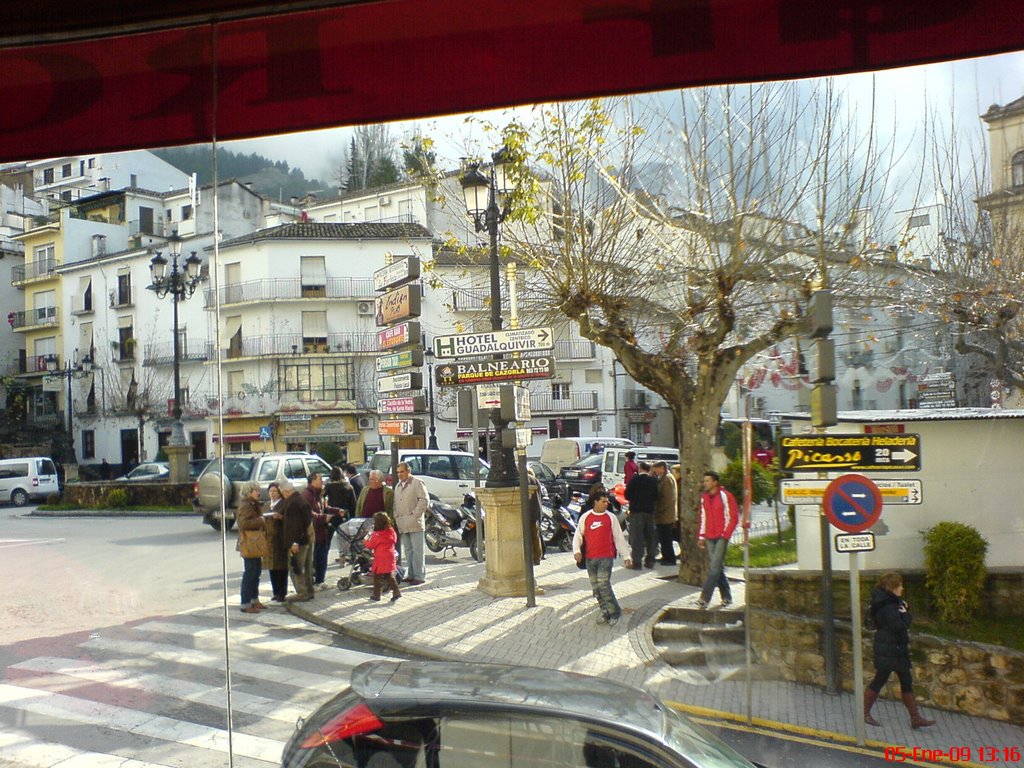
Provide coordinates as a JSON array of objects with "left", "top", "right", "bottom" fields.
[
  {"left": 850, "top": 550, "right": 866, "bottom": 747},
  {"left": 824, "top": 472, "right": 884, "bottom": 749}
]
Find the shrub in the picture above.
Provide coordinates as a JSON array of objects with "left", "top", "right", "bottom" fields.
[
  {"left": 923, "top": 521, "right": 988, "bottom": 626},
  {"left": 720, "top": 457, "right": 775, "bottom": 505},
  {"left": 100, "top": 488, "right": 130, "bottom": 509}
]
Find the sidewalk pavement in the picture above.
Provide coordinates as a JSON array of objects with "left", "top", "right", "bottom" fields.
[{"left": 290, "top": 549, "right": 1024, "bottom": 768}]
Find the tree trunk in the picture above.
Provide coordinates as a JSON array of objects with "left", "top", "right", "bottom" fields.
[{"left": 674, "top": 375, "right": 737, "bottom": 585}]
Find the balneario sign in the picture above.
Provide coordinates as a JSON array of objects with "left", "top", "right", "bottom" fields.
[
  {"left": 435, "top": 356, "right": 555, "bottom": 386},
  {"left": 779, "top": 433, "right": 921, "bottom": 472}
]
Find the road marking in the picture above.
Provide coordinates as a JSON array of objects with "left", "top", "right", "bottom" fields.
[
  {"left": 80, "top": 636, "right": 343, "bottom": 694},
  {"left": 133, "top": 619, "right": 383, "bottom": 665},
  {"left": 0, "top": 683, "right": 285, "bottom": 763},
  {"left": 10, "top": 656, "right": 310, "bottom": 724},
  {"left": 0, "top": 538, "right": 63, "bottom": 549},
  {"left": 0, "top": 730, "right": 176, "bottom": 768}
]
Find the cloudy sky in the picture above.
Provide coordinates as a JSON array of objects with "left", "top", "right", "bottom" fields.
[{"left": 221, "top": 50, "right": 1024, "bottom": 183}]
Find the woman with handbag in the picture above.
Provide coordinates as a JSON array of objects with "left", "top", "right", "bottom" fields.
[{"left": 238, "top": 481, "right": 268, "bottom": 614}]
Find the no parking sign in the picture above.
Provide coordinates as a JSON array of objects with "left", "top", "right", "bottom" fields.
[{"left": 822, "top": 473, "right": 882, "bottom": 533}]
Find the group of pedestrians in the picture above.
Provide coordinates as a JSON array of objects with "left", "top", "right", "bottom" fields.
[
  {"left": 623, "top": 459, "right": 679, "bottom": 569},
  {"left": 237, "top": 461, "right": 431, "bottom": 613}
]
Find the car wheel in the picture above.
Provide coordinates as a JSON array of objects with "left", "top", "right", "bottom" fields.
[
  {"left": 10, "top": 489, "right": 29, "bottom": 506},
  {"left": 558, "top": 535, "right": 573, "bottom": 553},
  {"left": 207, "top": 517, "right": 223, "bottom": 532}
]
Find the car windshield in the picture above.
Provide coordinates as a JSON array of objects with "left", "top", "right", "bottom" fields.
[
  {"left": 452, "top": 454, "right": 488, "bottom": 480},
  {"left": 221, "top": 458, "right": 255, "bottom": 481},
  {"left": 570, "top": 454, "right": 603, "bottom": 469},
  {"left": 661, "top": 706, "right": 759, "bottom": 767}
]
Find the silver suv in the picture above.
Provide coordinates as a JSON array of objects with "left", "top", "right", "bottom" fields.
[{"left": 195, "top": 451, "right": 333, "bottom": 531}]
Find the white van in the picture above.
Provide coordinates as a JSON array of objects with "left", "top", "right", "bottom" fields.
[
  {"left": 601, "top": 446, "right": 679, "bottom": 489},
  {"left": 363, "top": 449, "right": 490, "bottom": 505},
  {"left": 539, "top": 437, "right": 636, "bottom": 473},
  {"left": 0, "top": 457, "right": 60, "bottom": 505}
]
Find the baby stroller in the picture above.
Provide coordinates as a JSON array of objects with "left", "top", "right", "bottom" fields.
[{"left": 335, "top": 517, "right": 374, "bottom": 591}]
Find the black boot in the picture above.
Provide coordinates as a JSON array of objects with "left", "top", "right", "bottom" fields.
[
  {"left": 864, "top": 688, "right": 881, "bottom": 726},
  {"left": 902, "top": 692, "right": 935, "bottom": 729}
]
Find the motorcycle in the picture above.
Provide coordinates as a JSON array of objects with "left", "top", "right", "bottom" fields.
[
  {"left": 541, "top": 495, "right": 577, "bottom": 553},
  {"left": 425, "top": 493, "right": 484, "bottom": 561}
]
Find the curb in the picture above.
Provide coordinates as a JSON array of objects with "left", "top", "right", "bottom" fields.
[{"left": 29, "top": 509, "right": 200, "bottom": 517}]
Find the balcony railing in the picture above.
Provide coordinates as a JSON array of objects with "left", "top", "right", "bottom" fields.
[
  {"left": 11, "top": 256, "right": 57, "bottom": 284},
  {"left": 11, "top": 306, "right": 59, "bottom": 330},
  {"left": 110, "top": 286, "right": 133, "bottom": 308},
  {"left": 143, "top": 340, "right": 210, "bottom": 366},
  {"left": 211, "top": 332, "right": 380, "bottom": 360},
  {"left": 623, "top": 390, "right": 651, "bottom": 409},
  {"left": 128, "top": 218, "right": 167, "bottom": 237},
  {"left": 22, "top": 354, "right": 59, "bottom": 374},
  {"left": 553, "top": 340, "right": 597, "bottom": 360},
  {"left": 448, "top": 288, "right": 512, "bottom": 313},
  {"left": 530, "top": 390, "right": 599, "bottom": 413},
  {"left": 204, "top": 277, "right": 377, "bottom": 307}
]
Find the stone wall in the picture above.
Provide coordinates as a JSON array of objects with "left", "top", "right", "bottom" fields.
[
  {"left": 747, "top": 569, "right": 1024, "bottom": 724},
  {"left": 64, "top": 481, "right": 194, "bottom": 508}
]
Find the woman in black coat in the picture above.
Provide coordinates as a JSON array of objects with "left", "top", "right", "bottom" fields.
[{"left": 864, "top": 572, "right": 935, "bottom": 729}]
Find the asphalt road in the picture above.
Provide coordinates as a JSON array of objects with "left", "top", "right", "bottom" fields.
[{"left": 0, "top": 505, "right": 904, "bottom": 768}]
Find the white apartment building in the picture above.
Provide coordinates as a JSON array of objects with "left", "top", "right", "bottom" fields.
[{"left": 207, "top": 221, "right": 433, "bottom": 464}]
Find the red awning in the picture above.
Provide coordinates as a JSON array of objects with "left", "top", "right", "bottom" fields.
[{"left": 3, "top": 1, "right": 1024, "bottom": 163}]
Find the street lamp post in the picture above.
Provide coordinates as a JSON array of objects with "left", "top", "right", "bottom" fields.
[
  {"left": 147, "top": 233, "right": 202, "bottom": 479},
  {"left": 46, "top": 354, "right": 91, "bottom": 467},
  {"left": 461, "top": 147, "right": 517, "bottom": 487},
  {"left": 424, "top": 347, "right": 439, "bottom": 450}
]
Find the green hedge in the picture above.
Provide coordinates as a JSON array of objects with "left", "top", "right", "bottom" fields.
[{"left": 923, "top": 521, "right": 988, "bottom": 626}]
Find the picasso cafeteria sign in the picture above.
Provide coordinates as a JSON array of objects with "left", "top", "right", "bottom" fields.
[{"left": 779, "top": 434, "right": 921, "bottom": 472}]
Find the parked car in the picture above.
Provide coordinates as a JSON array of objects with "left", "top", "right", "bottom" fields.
[
  {"left": 526, "top": 459, "right": 568, "bottom": 500},
  {"left": 361, "top": 449, "right": 489, "bottom": 505},
  {"left": 194, "top": 452, "right": 333, "bottom": 531},
  {"left": 0, "top": 456, "right": 60, "bottom": 505},
  {"left": 115, "top": 462, "right": 170, "bottom": 482},
  {"left": 188, "top": 458, "right": 213, "bottom": 480},
  {"left": 601, "top": 445, "right": 680, "bottom": 489},
  {"left": 558, "top": 453, "right": 605, "bottom": 497},
  {"left": 282, "top": 660, "right": 765, "bottom": 768}
]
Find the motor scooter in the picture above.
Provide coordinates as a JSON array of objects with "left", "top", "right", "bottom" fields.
[
  {"left": 425, "top": 493, "right": 483, "bottom": 560},
  {"left": 541, "top": 495, "right": 577, "bottom": 553}
]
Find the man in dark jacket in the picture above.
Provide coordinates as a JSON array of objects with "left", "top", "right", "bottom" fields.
[
  {"left": 281, "top": 480, "right": 315, "bottom": 602},
  {"left": 624, "top": 461, "right": 659, "bottom": 569},
  {"left": 652, "top": 461, "right": 679, "bottom": 565}
]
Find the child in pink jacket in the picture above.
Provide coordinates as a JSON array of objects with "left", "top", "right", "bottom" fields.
[{"left": 364, "top": 512, "right": 401, "bottom": 602}]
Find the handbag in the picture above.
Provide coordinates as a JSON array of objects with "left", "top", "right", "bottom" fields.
[
  {"left": 239, "top": 528, "right": 268, "bottom": 559},
  {"left": 576, "top": 537, "right": 587, "bottom": 569}
]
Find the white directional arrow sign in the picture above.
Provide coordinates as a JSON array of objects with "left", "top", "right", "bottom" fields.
[
  {"left": 433, "top": 327, "right": 553, "bottom": 359},
  {"left": 781, "top": 479, "right": 923, "bottom": 506},
  {"left": 891, "top": 448, "right": 918, "bottom": 463}
]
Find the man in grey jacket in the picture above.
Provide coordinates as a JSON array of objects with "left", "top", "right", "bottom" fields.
[{"left": 393, "top": 461, "right": 429, "bottom": 585}]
